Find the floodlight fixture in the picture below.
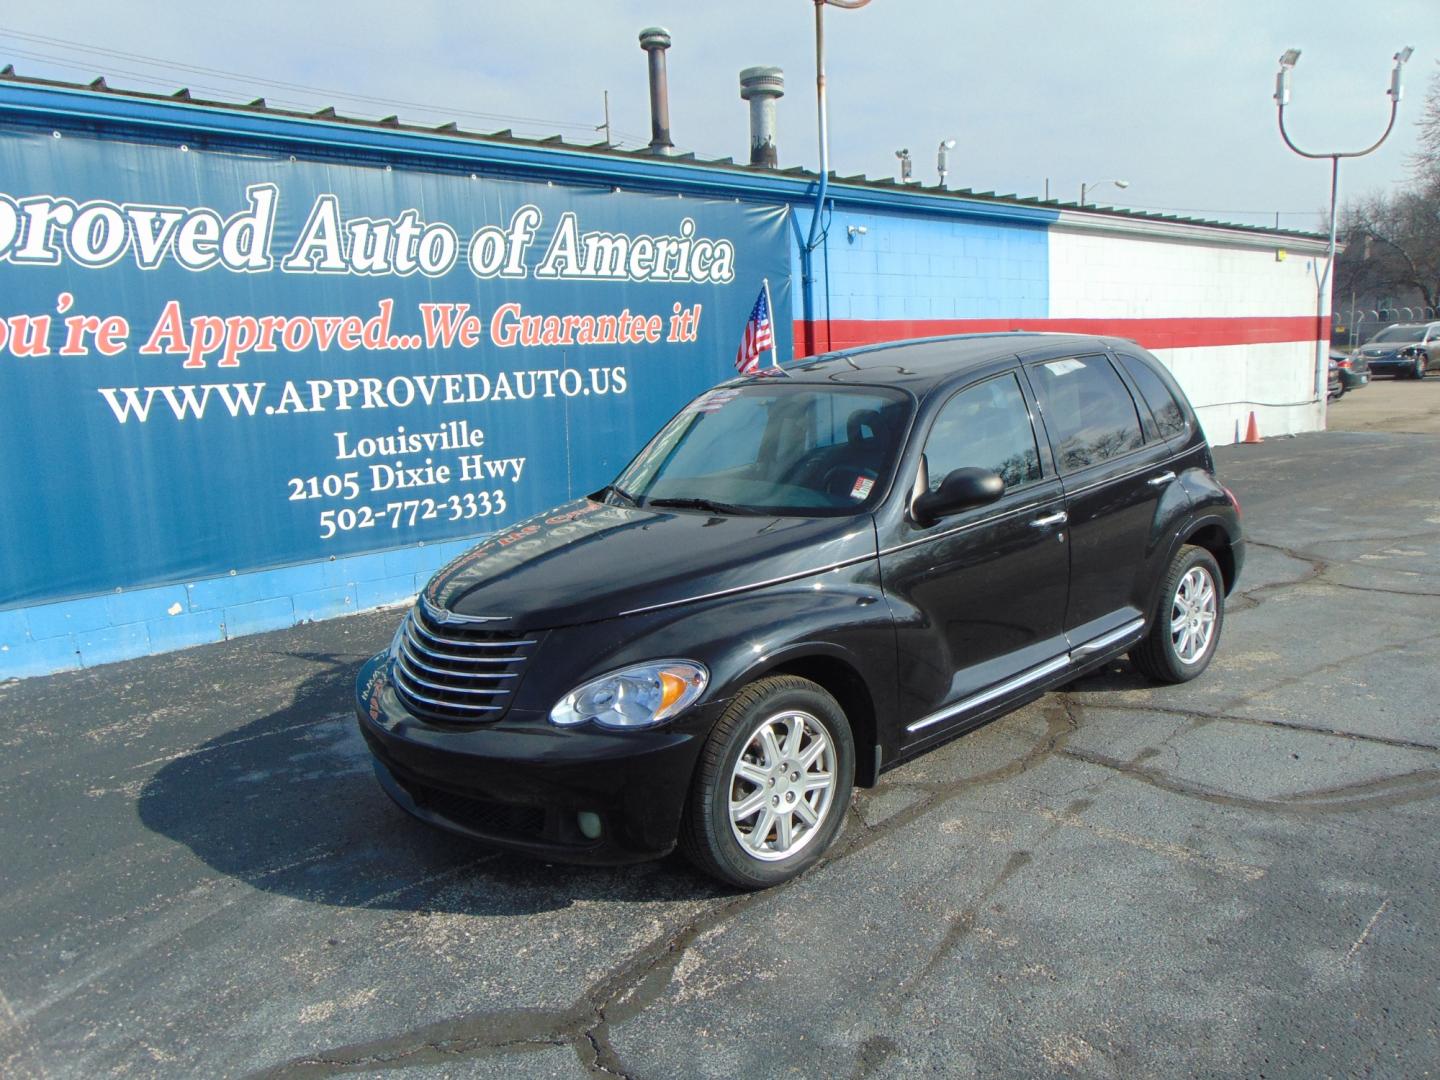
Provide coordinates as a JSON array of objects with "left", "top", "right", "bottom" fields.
[
  {"left": 937, "top": 138, "right": 956, "bottom": 187},
  {"left": 895, "top": 148, "right": 913, "bottom": 183}
]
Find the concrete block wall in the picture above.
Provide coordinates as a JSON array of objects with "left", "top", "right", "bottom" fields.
[
  {"left": 1048, "top": 225, "right": 1328, "bottom": 445},
  {"left": 0, "top": 539, "right": 482, "bottom": 680},
  {"left": 790, "top": 207, "right": 1049, "bottom": 350}
]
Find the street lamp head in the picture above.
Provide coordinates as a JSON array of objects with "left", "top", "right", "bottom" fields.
[
  {"left": 1115, "top": 179, "right": 1131, "bottom": 189},
  {"left": 1391, "top": 46, "right": 1415, "bottom": 102},
  {"left": 1275, "top": 49, "right": 1301, "bottom": 106}
]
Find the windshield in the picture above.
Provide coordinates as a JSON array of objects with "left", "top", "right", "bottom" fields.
[
  {"left": 614, "top": 383, "right": 912, "bottom": 516},
  {"left": 1371, "top": 325, "right": 1426, "bottom": 344}
]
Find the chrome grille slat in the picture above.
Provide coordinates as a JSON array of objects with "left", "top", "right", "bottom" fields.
[
  {"left": 392, "top": 666, "right": 504, "bottom": 713},
  {"left": 397, "top": 641, "right": 519, "bottom": 682},
  {"left": 391, "top": 604, "right": 539, "bottom": 723},
  {"left": 402, "top": 622, "right": 524, "bottom": 664},
  {"left": 396, "top": 654, "right": 513, "bottom": 696},
  {"left": 408, "top": 619, "right": 536, "bottom": 650}
]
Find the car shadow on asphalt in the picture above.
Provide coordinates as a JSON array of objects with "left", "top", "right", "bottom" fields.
[{"left": 135, "top": 649, "right": 729, "bottom": 916}]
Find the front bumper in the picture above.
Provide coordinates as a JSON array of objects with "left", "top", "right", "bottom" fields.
[
  {"left": 1365, "top": 356, "right": 1411, "bottom": 376},
  {"left": 354, "top": 652, "right": 718, "bottom": 864}
]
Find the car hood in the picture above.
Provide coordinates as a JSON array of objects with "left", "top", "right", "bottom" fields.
[
  {"left": 1359, "top": 344, "right": 1414, "bottom": 357},
  {"left": 421, "top": 498, "right": 878, "bottom": 630}
]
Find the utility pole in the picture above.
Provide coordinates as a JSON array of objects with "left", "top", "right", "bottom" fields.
[{"left": 596, "top": 90, "right": 612, "bottom": 146}]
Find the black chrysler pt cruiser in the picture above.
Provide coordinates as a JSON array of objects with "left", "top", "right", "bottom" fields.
[{"left": 356, "top": 333, "right": 1243, "bottom": 888}]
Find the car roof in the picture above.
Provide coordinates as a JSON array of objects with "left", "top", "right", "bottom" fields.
[{"left": 739, "top": 332, "right": 1143, "bottom": 395}]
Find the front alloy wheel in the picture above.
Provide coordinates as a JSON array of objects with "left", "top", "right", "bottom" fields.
[
  {"left": 681, "top": 675, "right": 854, "bottom": 888},
  {"left": 727, "top": 709, "right": 837, "bottom": 861}
]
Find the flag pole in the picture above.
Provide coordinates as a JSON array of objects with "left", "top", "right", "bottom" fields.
[{"left": 762, "top": 276, "right": 785, "bottom": 374}]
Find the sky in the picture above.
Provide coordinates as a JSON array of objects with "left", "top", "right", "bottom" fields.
[{"left": 2, "top": 1, "right": 1434, "bottom": 231}]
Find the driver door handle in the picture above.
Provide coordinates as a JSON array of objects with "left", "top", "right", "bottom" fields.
[
  {"left": 1147, "top": 471, "right": 1177, "bottom": 487},
  {"left": 1031, "top": 511, "right": 1068, "bottom": 528}
]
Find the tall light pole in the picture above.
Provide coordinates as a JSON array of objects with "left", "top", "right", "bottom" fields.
[
  {"left": 1275, "top": 45, "right": 1413, "bottom": 412},
  {"left": 1080, "top": 178, "right": 1129, "bottom": 206},
  {"left": 800, "top": 0, "right": 871, "bottom": 356}
]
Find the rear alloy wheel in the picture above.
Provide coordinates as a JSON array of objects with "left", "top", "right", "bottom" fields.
[
  {"left": 680, "top": 675, "right": 854, "bottom": 889},
  {"left": 1130, "top": 545, "right": 1225, "bottom": 683}
]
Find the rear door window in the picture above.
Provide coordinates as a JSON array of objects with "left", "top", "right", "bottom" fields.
[
  {"left": 1028, "top": 355, "right": 1144, "bottom": 473},
  {"left": 923, "top": 373, "right": 1042, "bottom": 491},
  {"left": 1116, "top": 352, "right": 1188, "bottom": 440}
]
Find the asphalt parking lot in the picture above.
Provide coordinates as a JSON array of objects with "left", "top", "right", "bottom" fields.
[{"left": 3, "top": 418, "right": 1439, "bottom": 1078}]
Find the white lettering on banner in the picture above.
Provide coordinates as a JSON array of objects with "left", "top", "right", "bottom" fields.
[
  {"left": 95, "top": 366, "right": 627, "bottom": 423},
  {"left": 0, "top": 185, "right": 739, "bottom": 283},
  {"left": 0, "top": 185, "right": 279, "bottom": 272},
  {"left": 535, "top": 214, "right": 734, "bottom": 284}
]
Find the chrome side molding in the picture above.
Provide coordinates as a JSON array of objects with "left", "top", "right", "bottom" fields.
[
  {"left": 905, "top": 617, "right": 1147, "bottom": 734},
  {"left": 1069, "top": 617, "right": 1145, "bottom": 660}
]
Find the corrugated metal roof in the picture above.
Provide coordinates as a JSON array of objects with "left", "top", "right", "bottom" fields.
[{"left": 0, "top": 64, "right": 1326, "bottom": 242}]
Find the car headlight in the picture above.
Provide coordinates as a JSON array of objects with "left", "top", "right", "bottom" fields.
[{"left": 550, "top": 660, "right": 708, "bottom": 729}]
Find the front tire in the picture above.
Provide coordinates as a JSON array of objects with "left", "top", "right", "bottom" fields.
[
  {"left": 680, "top": 675, "right": 854, "bottom": 889},
  {"left": 1131, "top": 545, "right": 1225, "bottom": 683},
  {"left": 1414, "top": 355, "right": 1428, "bottom": 380}
]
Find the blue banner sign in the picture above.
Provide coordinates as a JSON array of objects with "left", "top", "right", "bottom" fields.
[{"left": 0, "top": 127, "right": 792, "bottom": 606}]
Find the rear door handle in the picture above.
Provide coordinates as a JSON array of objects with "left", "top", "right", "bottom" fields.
[
  {"left": 1031, "top": 511, "right": 1068, "bottom": 528},
  {"left": 1147, "top": 471, "right": 1177, "bottom": 487}
]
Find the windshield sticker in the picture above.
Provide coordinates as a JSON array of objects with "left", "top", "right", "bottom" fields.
[
  {"left": 849, "top": 476, "right": 875, "bottom": 500},
  {"left": 1043, "top": 358, "right": 1087, "bottom": 376}
]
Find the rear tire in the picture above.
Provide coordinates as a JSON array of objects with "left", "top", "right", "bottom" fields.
[
  {"left": 1131, "top": 545, "right": 1225, "bottom": 684},
  {"left": 679, "top": 676, "right": 854, "bottom": 889}
]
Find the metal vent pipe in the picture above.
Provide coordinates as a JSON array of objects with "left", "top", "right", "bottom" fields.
[
  {"left": 739, "top": 66, "right": 784, "bottom": 168},
  {"left": 639, "top": 27, "right": 674, "bottom": 155}
]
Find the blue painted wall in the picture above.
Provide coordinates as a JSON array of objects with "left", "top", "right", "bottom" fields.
[{"left": 789, "top": 206, "right": 1050, "bottom": 341}]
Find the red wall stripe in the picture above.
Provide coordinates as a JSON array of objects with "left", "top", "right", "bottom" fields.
[{"left": 793, "top": 315, "right": 1330, "bottom": 356}]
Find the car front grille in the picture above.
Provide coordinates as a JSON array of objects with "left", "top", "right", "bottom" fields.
[{"left": 391, "top": 601, "right": 537, "bottom": 723}]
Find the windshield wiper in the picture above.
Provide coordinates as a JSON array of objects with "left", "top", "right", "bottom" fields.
[
  {"left": 646, "top": 497, "right": 757, "bottom": 516},
  {"left": 598, "top": 484, "right": 639, "bottom": 507}
]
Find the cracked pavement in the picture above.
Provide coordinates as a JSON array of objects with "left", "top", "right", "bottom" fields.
[{"left": 2, "top": 427, "right": 1438, "bottom": 1078}]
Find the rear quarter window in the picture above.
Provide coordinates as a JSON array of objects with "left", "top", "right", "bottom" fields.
[
  {"left": 1027, "top": 355, "right": 1144, "bottom": 473},
  {"left": 1116, "top": 352, "right": 1189, "bottom": 440}
]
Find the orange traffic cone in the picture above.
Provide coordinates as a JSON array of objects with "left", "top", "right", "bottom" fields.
[{"left": 1243, "top": 411, "right": 1262, "bottom": 444}]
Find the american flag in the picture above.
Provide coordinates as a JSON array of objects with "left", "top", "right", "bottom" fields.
[{"left": 734, "top": 283, "right": 775, "bottom": 375}]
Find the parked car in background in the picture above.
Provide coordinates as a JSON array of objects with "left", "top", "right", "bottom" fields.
[
  {"left": 1354, "top": 323, "right": 1440, "bottom": 379},
  {"left": 1329, "top": 348, "right": 1368, "bottom": 398},
  {"left": 1327, "top": 357, "right": 1343, "bottom": 400},
  {"left": 356, "top": 333, "right": 1244, "bottom": 888}
]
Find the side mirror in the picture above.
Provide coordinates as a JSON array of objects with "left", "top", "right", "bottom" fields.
[{"left": 911, "top": 467, "right": 1005, "bottom": 526}]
